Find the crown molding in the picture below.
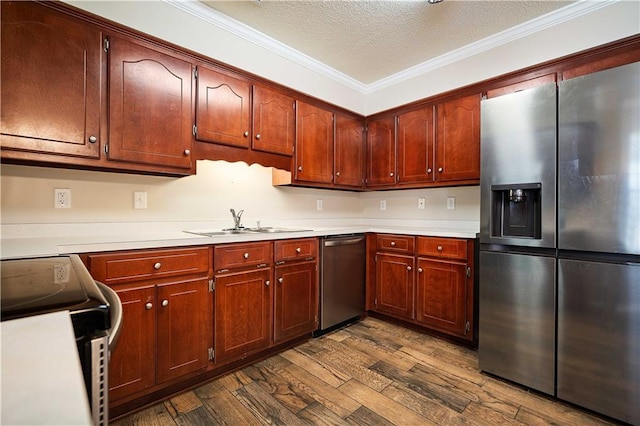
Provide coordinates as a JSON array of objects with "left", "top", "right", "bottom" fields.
[{"left": 164, "top": 0, "right": 618, "bottom": 95}]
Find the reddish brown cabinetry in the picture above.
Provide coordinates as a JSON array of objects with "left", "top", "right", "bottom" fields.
[
  {"left": 295, "top": 101, "right": 334, "bottom": 184},
  {"left": 335, "top": 114, "right": 365, "bottom": 188},
  {"left": 107, "top": 35, "right": 194, "bottom": 170},
  {"left": 83, "top": 247, "right": 213, "bottom": 405},
  {"left": 369, "top": 234, "right": 475, "bottom": 343},
  {"left": 252, "top": 85, "right": 296, "bottom": 155},
  {"left": 397, "top": 107, "right": 435, "bottom": 184},
  {"left": 1, "top": 1, "right": 102, "bottom": 159},
  {"left": 366, "top": 115, "right": 396, "bottom": 187},
  {"left": 273, "top": 238, "right": 318, "bottom": 342}
]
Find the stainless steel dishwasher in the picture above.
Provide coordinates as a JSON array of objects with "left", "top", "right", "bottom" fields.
[{"left": 316, "top": 234, "right": 366, "bottom": 335}]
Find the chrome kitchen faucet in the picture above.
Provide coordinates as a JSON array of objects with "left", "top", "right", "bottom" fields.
[{"left": 230, "top": 208, "right": 244, "bottom": 230}]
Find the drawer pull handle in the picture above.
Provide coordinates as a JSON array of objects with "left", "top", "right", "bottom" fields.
[
  {"left": 407, "top": 266, "right": 412, "bottom": 271},
  {"left": 154, "top": 262, "right": 162, "bottom": 270},
  {"left": 278, "top": 277, "right": 284, "bottom": 284},
  {"left": 418, "top": 267, "right": 423, "bottom": 273},
  {"left": 162, "top": 300, "right": 168, "bottom": 307},
  {"left": 390, "top": 241, "right": 396, "bottom": 247},
  {"left": 295, "top": 247, "right": 302, "bottom": 253},
  {"left": 243, "top": 252, "right": 249, "bottom": 259},
  {"left": 437, "top": 245, "right": 443, "bottom": 251},
  {"left": 145, "top": 302, "right": 153, "bottom": 310}
]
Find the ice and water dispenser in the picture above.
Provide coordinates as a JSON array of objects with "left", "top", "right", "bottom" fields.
[{"left": 490, "top": 183, "right": 542, "bottom": 240}]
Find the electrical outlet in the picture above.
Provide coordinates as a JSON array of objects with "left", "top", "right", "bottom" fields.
[
  {"left": 447, "top": 197, "right": 456, "bottom": 210},
  {"left": 418, "top": 198, "right": 426, "bottom": 210},
  {"left": 54, "top": 188, "right": 71, "bottom": 209},
  {"left": 54, "top": 265, "right": 70, "bottom": 283},
  {"left": 380, "top": 200, "right": 387, "bottom": 210},
  {"left": 316, "top": 199, "right": 323, "bottom": 211},
  {"left": 134, "top": 191, "right": 148, "bottom": 209}
]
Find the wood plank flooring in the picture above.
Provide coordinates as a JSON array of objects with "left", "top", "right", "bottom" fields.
[{"left": 112, "top": 317, "right": 620, "bottom": 426}]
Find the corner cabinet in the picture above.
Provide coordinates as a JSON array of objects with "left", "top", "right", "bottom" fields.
[
  {"left": 369, "top": 233, "right": 476, "bottom": 344},
  {"left": 1, "top": 1, "right": 102, "bottom": 159},
  {"left": 366, "top": 115, "right": 397, "bottom": 187},
  {"left": 82, "top": 246, "right": 213, "bottom": 403},
  {"left": 107, "top": 35, "right": 194, "bottom": 170}
]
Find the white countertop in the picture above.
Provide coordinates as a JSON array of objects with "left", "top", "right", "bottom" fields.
[
  {"left": 1, "top": 311, "right": 93, "bottom": 425},
  {"left": 0, "top": 220, "right": 479, "bottom": 259}
]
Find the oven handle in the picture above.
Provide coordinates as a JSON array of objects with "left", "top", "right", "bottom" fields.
[{"left": 96, "top": 281, "right": 123, "bottom": 351}]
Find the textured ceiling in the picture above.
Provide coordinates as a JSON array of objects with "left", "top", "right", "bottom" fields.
[{"left": 199, "top": 0, "right": 574, "bottom": 85}]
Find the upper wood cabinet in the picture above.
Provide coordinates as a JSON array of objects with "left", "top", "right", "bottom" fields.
[
  {"left": 107, "top": 35, "right": 194, "bottom": 170},
  {"left": 294, "top": 101, "right": 334, "bottom": 184},
  {"left": 366, "top": 115, "right": 396, "bottom": 187},
  {"left": 195, "top": 66, "right": 251, "bottom": 148},
  {"left": 334, "top": 114, "right": 365, "bottom": 188},
  {"left": 434, "top": 94, "right": 480, "bottom": 182},
  {"left": 1, "top": 1, "right": 102, "bottom": 159},
  {"left": 252, "top": 85, "right": 295, "bottom": 156},
  {"left": 397, "top": 106, "right": 435, "bottom": 184}
]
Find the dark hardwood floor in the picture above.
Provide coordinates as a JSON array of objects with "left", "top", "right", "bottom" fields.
[{"left": 112, "top": 317, "right": 619, "bottom": 425}]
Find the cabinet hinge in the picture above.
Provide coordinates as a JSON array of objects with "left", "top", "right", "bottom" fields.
[
  {"left": 103, "top": 38, "right": 109, "bottom": 53},
  {"left": 193, "top": 124, "right": 197, "bottom": 136},
  {"left": 466, "top": 266, "right": 471, "bottom": 277},
  {"left": 104, "top": 144, "right": 109, "bottom": 154},
  {"left": 194, "top": 68, "right": 198, "bottom": 79},
  {"left": 465, "top": 321, "right": 470, "bottom": 335},
  {"left": 374, "top": 298, "right": 378, "bottom": 306},
  {"left": 209, "top": 279, "right": 215, "bottom": 292},
  {"left": 208, "top": 347, "right": 215, "bottom": 361}
]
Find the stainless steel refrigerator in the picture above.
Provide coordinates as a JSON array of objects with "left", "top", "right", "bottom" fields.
[{"left": 479, "top": 61, "right": 640, "bottom": 425}]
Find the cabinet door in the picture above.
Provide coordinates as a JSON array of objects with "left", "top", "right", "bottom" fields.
[
  {"left": 374, "top": 253, "right": 415, "bottom": 319},
  {"left": 274, "top": 261, "right": 318, "bottom": 342},
  {"left": 108, "top": 285, "right": 156, "bottom": 402},
  {"left": 215, "top": 268, "right": 271, "bottom": 363},
  {"left": 108, "top": 36, "right": 193, "bottom": 169},
  {"left": 435, "top": 94, "right": 480, "bottom": 182},
  {"left": 295, "top": 101, "right": 334, "bottom": 184},
  {"left": 335, "top": 114, "right": 365, "bottom": 188},
  {"left": 1, "top": 1, "right": 101, "bottom": 158},
  {"left": 156, "top": 278, "right": 211, "bottom": 384},
  {"left": 366, "top": 116, "right": 396, "bottom": 187},
  {"left": 252, "top": 85, "right": 295, "bottom": 156},
  {"left": 416, "top": 258, "right": 467, "bottom": 337},
  {"left": 196, "top": 66, "right": 251, "bottom": 148},
  {"left": 397, "top": 106, "right": 435, "bottom": 183}
]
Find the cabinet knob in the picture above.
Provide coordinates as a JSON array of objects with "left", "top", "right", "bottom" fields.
[
  {"left": 278, "top": 277, "right": 284, "bottom": 284},
  {"left": 336, "top": 171, "right": 340, "bottom": 177},
  {"left": 437, "top": 245, "right": 443, "bottom": 251},
  {"left": 407, "top": 266, "right": 412, "bottom": 271},
  {"left": 145, "top": 302, "right": 153, "bottom": 310},
  {"left": 427, "top": 168, "right": 432, "bottom": 173},
  {"left": 265, "top": 280, "right": 270, "bottom": 286},
  {"left": 295, "top": 247, "right": 302, "bottom": 253},
  {"left": 390, "top": 241, "right": 396, "bottom": 247},
  {"left": 298, "top": 166, "right": 303, "bottom": 172},
  {"left": 255, "top": 134, "right": 261, "bottom": 140},
  {"left": 88, "top": 135, "right": 97, "bottom": 143},
  {"left": 243, "top": 252, "right": 249, "bottom": 259},
  {"left": 418, "top": 267, "right": 423, "bottom": 273},
  {"left": 154, "top": 262, "right": 162, "bottom": 270},
  {"left": 162, "top": 300, "right": 169, "bottom": 307},
  {"left": 184, "top": 149, "right": 191, "bottom": 156},
  {"left": 389, "top": 172, "right": 394, "bottom": 177},
  {"left": 438, "top": 167, "right": 443, "bottom": 173},
  {"left": 244, "top": 131, "right": 249, "bottom": 137}
]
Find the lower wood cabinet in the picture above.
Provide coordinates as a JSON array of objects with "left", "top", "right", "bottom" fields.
[
  {"left": 369, "top": 233, "right": 476, "bottom": 343},
  {"left": 274, "top": 260, "right": 318, "bottom": 343}
]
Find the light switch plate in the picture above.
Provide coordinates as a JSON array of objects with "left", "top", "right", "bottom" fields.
[
  {"left": 447, "top": 197, "right": 456, "bottom": 210},
  {"left": 380, "top": 200, "right": 387, "bottom": 210},
  {"left": 316, "top": 199, "right": 323, "bottom": 211},
  {"left": 418, "top": 198, "right": 426, "bottom": 210}
]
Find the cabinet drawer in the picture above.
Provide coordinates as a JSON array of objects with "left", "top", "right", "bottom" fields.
[
  {"left": 87, "top": 247, "right": 211, "bottom": 285},
  {"left": 274, "top": 238, "right": 317, "bottom": 263},
  {"left": 376, "top": 234, "right": 415, "bottom": 254},
  {"left": 214, "top": 241, "right": 272, "bottom": 272},
  {"left": 417, "top": 237, "right": 467, "bottom": 260}
]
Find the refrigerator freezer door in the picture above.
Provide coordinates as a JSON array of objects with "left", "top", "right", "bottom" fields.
[
  {"left": 558, "top": 62, "right": 640, "bottom": 255},
  {"left": 480, "top": 83, "right": 557, "bottom": 248},
  {"left": 557, "top": 259, "right": 640, "bottom": 425},
  {"left": 478, "top": 251, "right": 556, "bottom": 395}
]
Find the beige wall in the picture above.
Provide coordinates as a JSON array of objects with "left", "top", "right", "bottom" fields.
[{"left": 0, "top": 162, "right": 479, "bottom": 226}]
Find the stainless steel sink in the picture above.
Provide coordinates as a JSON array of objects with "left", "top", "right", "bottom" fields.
[{"left": 184, "top": 227, "right": 311, "bottom": 237}]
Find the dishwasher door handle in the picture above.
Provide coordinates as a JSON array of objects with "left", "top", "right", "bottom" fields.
[{"left": 324, "top": 237, "right": 365, "bottom": 247}]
